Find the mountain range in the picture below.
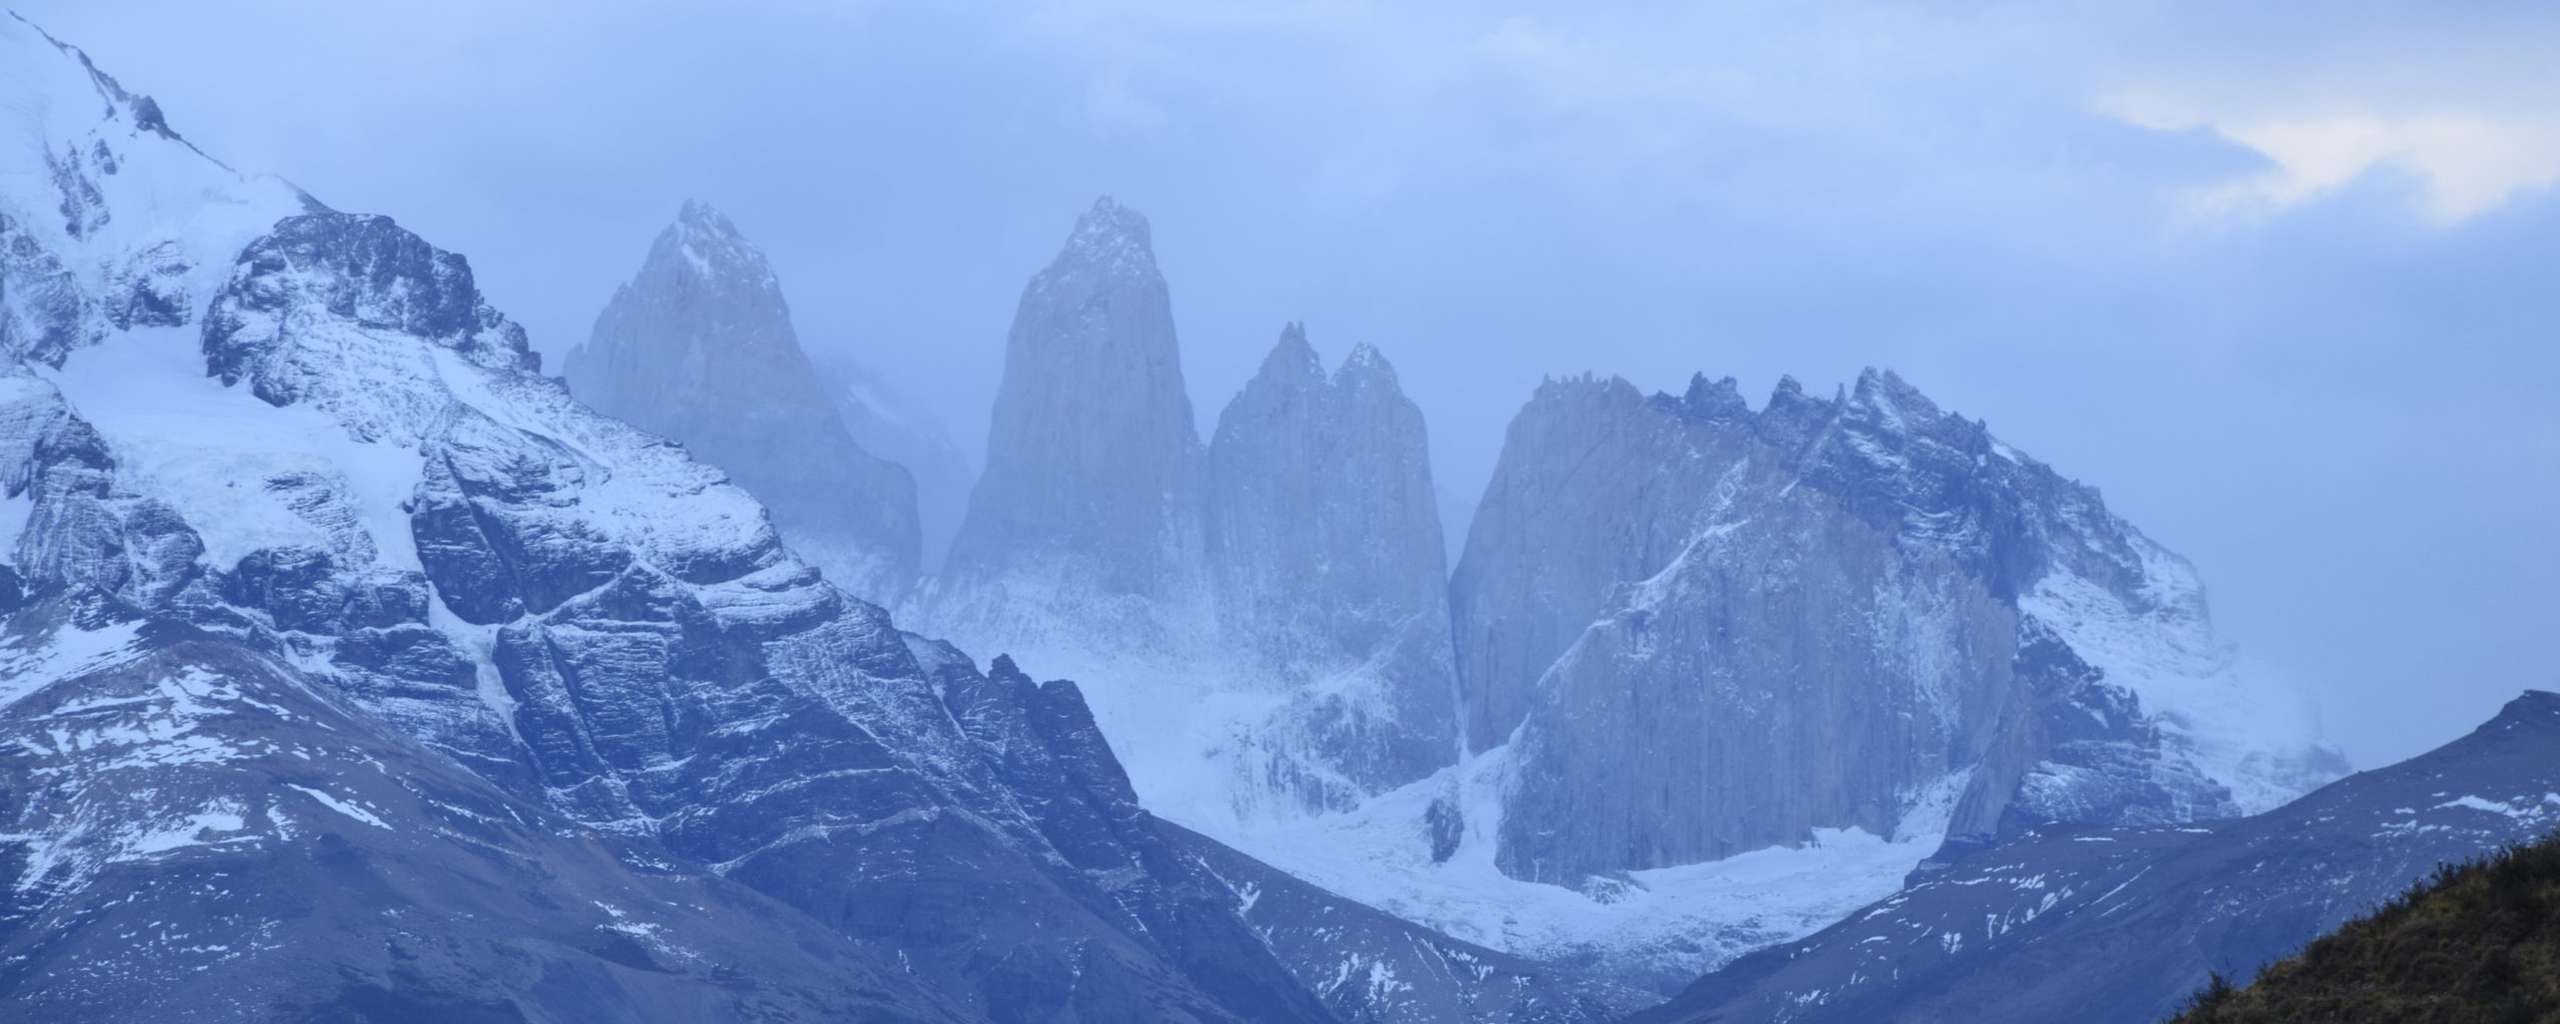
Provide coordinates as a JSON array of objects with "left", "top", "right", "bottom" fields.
[{"left": 0, "top": 12, "right": 2538, "bottom": 1024}]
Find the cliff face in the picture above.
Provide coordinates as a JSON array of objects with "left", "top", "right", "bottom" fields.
[
  {"left": 941, "top": 197, "right": 1205, "bottom": 615},
  {"left": 924, "top": 205, "right": 1467, "bottom": 822},
  {"left": 1459, "top": 370, "right": 2337, "bottom": 884},
  {"left": 1203, "top": 324, "right": 1460, "bottom": 800},
  {"left": 1448, "top": 374, "right": 1740, "bottom": 756},
  {"left": 562, "top": 200, "right": 920, "bottom": 603}
]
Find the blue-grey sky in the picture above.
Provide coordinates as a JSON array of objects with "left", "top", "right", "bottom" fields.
[{"left": 21, "top": 1, "right": 2557, "bottom": 767}]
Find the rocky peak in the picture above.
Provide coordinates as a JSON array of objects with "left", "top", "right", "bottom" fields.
[
  {"left": 10, "top": 13, "right": 184, "bottom": 145},
  {"left": 1335, "top": 340, "right": 1400, "bottom": 388},
  {"left": 653, "top": 198, "right": 773, "bottom": 290},
  {"left": 2487, "top": 689, "right": 2560, "bottom": 731},
  {"left": 225, "top": 213, "right": 533, "bottom": 368},
  {"left": 1257, "top": 321, "right": 1326, "bottom": 387},
  {"left": 1675, "top": 373, "right": 1750, "bottom": 423},
  {"left": 1753, "top": 373, "right": 1836, "bottom": 450},
  {"left": 0, "top": 15, "right": 305, "bottom": 368},
  {"left": 1847, "top": 366, "right": 1935, "bottom": 428},
  {"left": 1203, "top": 325, "right": 1458, "bottom": 803},
  {"left": 939, "top": 195, "right": 1202, "bottom": 607},
  {"left": 675, "top": 195, "right": 726, "bottom": 229},
  {"left": 203, "top": 212, "right": 540, "bottom": 438},
  {"left": 1055, "top": 194, "right": 1157, "bottom": 278},
  {"left": 560, "top": 202, "right": 920, "bottom": 602}
]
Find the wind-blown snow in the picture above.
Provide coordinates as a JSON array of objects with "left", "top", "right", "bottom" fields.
[{"left": 2021, "top": 535, "right": 2327, "bottom": 814}]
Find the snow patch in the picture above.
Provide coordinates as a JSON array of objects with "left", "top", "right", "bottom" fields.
[
  {"left": 1222, "top": 744, "right": 1937, "bottom": 983},
  {"left": 282, "top": 783, "right": 390, "bottom": 830}
]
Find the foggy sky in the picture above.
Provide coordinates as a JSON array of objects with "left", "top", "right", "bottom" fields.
[{"left": 20, "top": 0, "right": 2557, "bottom": 768}]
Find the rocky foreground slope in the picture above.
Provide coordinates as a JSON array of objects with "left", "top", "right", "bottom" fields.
[
  {"left": 1636, "top": 690, "right": 2560, "bottom": 1024},
  {"left": 2174, "top": 822, "right": 2560, "bottom": 1024}
]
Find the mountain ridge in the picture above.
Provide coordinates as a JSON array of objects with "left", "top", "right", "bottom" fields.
[{"left": 1634, "top": 687, "right": 2560, "bottom": 1024}]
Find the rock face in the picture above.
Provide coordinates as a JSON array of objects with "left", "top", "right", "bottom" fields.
[
  {"left": 0, "top": 594, "right": 973, "bottom": 1024},
  {"left": 940, "top": 196, "right": 1204, "bottom": 623},
  {"left": 923, "top": 206, "right": 1465, "bottom": 826},
  {"left": 1203, "top": 325, "right": 1460, "bottom": 800},
  {"left": 1455, "top": 371, "right": 2339, "bottom": 884},
  {"left": 1637, "top": 690, "right": 2560, "bottom": 1024},
  {"left": 562, "top": 200, "right": 920, "bottom": 603}
]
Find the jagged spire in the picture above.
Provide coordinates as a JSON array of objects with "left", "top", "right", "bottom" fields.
[
  {"left": 675, "top": 197, "right": 737, "bottom": 234},
  {"left": 1681, "top": 373, "right": 1748, "bottom": 421},
  {"left": 1334, "top": 341, "right": 1400, "bottom": 388},
  {"left": 1259, "top": 321, "right": 1322, "bottom": 382},
  {"left": 1847, "top": 367, "right": 1950, "bottom": 434},
  {"left": 564, "top": 195, "right": 920, "bottom": 600},
  {"left": 1054, "top": 194, "right": 1157, "bottom": 277},
  {"left": 944, "top": 193, "right": 1199, "bottom": 600},
  {"left": 644, "top": 198, "right": 773, "bottom": 292}
]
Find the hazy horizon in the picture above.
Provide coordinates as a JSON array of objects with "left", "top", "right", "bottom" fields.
[{"left": 20, "top": 0, "right": 2556, "bottom": 769}]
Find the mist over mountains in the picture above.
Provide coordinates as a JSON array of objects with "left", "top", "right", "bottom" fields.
[{"left": 0, "top": 11, "right": 2546, "bottom": 1024}]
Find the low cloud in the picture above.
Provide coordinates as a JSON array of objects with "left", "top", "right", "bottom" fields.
[{"left": 2107, "top": 92, "right": 2560, "bottom": 224}]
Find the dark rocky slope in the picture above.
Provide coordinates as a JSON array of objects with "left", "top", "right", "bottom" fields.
[{"left": 1636, "top": 691, "right": 2560, "bottom": 1024}]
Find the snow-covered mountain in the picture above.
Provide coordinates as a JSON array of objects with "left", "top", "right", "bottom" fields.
[
  {"left": 906, "top": 196, "right": 2345, "bottom": 994},
  {"left": 1637, "top": 689, "right": 2560, "bottom": 1024},
  {"left": 0, "top": 11, "right": 2421, "bottom": 1020},
  {"left": 911, "top": 280, "right": 2344, "bottom": 993},
  {"left": 561, "top": 200, "right": 922, "bottom": 603},
  {"left": 0, "top": 18, "right": 1643, "bottom": 1022}
]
